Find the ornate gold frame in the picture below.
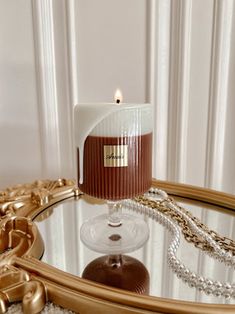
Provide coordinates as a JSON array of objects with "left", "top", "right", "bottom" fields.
[{"left": 1, "top": 179, "right": 235, "bottom": 314}]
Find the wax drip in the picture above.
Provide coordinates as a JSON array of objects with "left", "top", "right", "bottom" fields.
[{"left": 74, "top": 104, "right": 121, "bottom": 184}]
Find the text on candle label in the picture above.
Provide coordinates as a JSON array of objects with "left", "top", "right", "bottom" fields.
[{"left": 103, "top": 145, "right": 128, "bottom": 167}]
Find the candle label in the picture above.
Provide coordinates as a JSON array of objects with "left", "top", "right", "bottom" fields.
[{"left": 104, "top": 145, "right": 128, "bottom": 167}]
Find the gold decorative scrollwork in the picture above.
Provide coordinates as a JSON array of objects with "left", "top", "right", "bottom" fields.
[
  {"left": 0, "top": 179, "right": 76, "bottom": 219},
  {"left": 0, "top": 216, "right": 44, "bottom": 267},
  {"left": 0, "top": 179, "right": 78, "bottom": 313},
  {"left": 0, "top": 265, "right": 46, "bottom": 314}
]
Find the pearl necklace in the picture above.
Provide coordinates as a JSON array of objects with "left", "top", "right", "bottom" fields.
[{"left": 122, "top": 188, "right": 235, "bottom": 299}]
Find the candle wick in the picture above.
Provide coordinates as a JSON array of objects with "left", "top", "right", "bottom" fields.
[{"left": 116, "top": 99, "right": 120, "bottom": 104}]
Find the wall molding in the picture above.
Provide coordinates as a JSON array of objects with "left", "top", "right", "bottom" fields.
[
  {"left": 167, "top": 0, "right": 193, "bottom": 183},
  {"left": 32, "top": 0, "right": 61, "bottom": 178},
  {"left": 65, "top": 0, "right": 79, "bottom": 107},
  {"left": 148, "top": 0, "right": 193, "bottom": 183},
  {"left": 31, "top": 0, "right": 76, "bottom": 272},
  {"left": 32, "top": 0, "right": 75, "bottom": 180},
  {"left": 148, "top": 0, "right": 171, "bottom": 180},
  {"left": 205, "top": 0, "right": 234, "bottom": 190}
]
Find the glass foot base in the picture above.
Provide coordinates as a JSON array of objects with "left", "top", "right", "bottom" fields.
[{"left": 80, "top": 213, "right": 149, "bottom": 254}]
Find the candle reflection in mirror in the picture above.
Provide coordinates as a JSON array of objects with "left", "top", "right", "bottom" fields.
[{"left": 82, "top": 254, "right": 150, "bottom": 295}]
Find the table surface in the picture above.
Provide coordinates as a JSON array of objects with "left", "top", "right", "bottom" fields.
[{"left": 34, "top": 191, "right": 235, "bottom": 305}]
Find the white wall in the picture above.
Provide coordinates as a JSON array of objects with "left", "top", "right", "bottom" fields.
[
  {"left": 75, "top": 0, "right": 147, "bottom": 103},
  {"left": 0, "top": 1, "right": 42, "bottom": 188}
]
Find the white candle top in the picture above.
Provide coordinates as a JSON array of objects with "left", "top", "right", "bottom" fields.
[{"left": 74, "top": 103, "right": 152, "bottom": 183}]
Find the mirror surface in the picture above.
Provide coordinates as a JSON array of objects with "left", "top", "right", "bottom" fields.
[{"left": 34, "top": 194, "right": 235, "bottom": 305}]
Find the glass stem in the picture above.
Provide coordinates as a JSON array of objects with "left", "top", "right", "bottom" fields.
[
  {"left": 107, "top": 254, "right": 123, "bottom": 268},
  {"left": 107, "top": 201, "right": 122, "bottom": 227}
]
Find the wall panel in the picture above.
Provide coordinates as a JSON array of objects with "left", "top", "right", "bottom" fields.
[{"left": 0, "top": 0, "right": 42, "bottom": 188}]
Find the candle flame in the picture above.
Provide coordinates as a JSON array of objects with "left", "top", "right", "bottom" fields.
[{"left": 114, "top": 89, "right": 123, "bottom": 104}]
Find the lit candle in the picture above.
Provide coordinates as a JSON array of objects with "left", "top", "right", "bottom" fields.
[
  {"left": 74, "top": 91, "right": 152, "bottom": 200},
  {"left": 114, "top": 89, "right": 123, "bottom": 104}
]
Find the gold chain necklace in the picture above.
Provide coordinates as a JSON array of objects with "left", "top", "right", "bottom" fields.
[{"left": 134, "top": 191, "right": 235, "bottom": 256}]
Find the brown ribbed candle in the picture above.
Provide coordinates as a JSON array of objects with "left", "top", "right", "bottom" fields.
[{"left": 78, "top": 133, "right": 152, "bottom": 200}]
